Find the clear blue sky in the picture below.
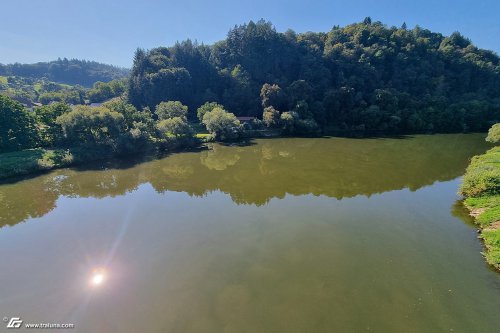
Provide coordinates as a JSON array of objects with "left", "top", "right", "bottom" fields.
[{"left": 1, "top": 0, "right": 499, "bottom": 68}]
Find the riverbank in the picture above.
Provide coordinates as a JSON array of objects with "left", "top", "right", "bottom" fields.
[
  {"left": 460, "top": 146, "right": 500, "bottom": 271},
  {"left": 0, "top": 140, "right": 199, "bottom": 181},
  {"left": 0, "top": 149, "right": 76, "bottom": 180}
]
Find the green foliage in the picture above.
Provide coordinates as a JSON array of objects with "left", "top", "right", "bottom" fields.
[
  {"left": 280, "top": 111, "right": 299, "bottom": 134},
  {"left": 260, "top": 83, "right": 286, "bottom": 109},
  {"left": 202, "top": 107, "right": 242, "bottom": 140},
  {"left": 156, "top": 117, "right": 193, "bottom": 138},
  {"left": 87, "top": 79, "right": 126, "bottom": 103},
  {"left": 34, "top": 102, "right": 72, "bottom": 146},
  {"left": 196, "top": 101, "right": 223, "bottom": 122},
  {"left": 459, "top": 147, "right": 500, "bottom": 198},
  {"left": 128, "top": 20, "right": 500, "bottom": 134},
  {"left": 55, "top": 105, "right": 126, "bottom": 149},
  {"left": 477, "top": 205, "right": 500, "bottom": 226},
  {"left": 486, "top": 123, "right": 500, "bottom": 143},
  {"left": 0, "top": 95, "right": 37, "bottom": 152},
  {"left": 263, "top": 106, "right": 280, "bottom": 128},
  {"left": 464, "top": 195, "right": 500, "bottom": 210},
  {"left": 0, "top": 58, "right": 129, "bottom": 86},
  {"left": 102, "top": 99, "right": 156, "bottom": 151},
  {"left": 39, "top": 89, "right": 84, "bottom": 105},
  {"left": 156, "top": 101, "right": 188, "bottom": 120},
  {"left": 0, "top": 148, "right": 74, "bottom": 179},
  {"left": 0, "top": 75, "right": 87, "bottom": 105},
  {"left": 482, "top": 229, "right": 500, "bottom": 268},
  {"left": 460, "top": 124, "right": 500, "bottom": 270}
]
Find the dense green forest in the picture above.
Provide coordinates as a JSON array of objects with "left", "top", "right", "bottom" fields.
[
  {"left": 129, "top": 19, "right": 500, "bottom": 135},
  {"left": 0, "top": 58, "right": 129, "bottom": 87}
]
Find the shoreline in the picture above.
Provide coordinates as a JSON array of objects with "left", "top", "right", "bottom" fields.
[
  {"left": 464, "top": 203, "right": 500, "bottom": 272},
  {"left": 459, "top": 146, "right": 500, "bottom": 272}
]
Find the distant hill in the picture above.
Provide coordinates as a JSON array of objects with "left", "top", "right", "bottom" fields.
[{"left": 0, "top": 58, "right": 129, "bottom": 87}]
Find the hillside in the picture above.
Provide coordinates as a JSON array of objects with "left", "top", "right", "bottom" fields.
[
  {"left": 128, "top": 19, "right": 500, "bottom": 135},
  {"left": 0, "top": 58, "right": 129, "bottom": 87}
]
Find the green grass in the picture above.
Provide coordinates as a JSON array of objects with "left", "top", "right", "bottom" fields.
[
  {"left": 459, "top": 146, "right": 500, "bottom": 197},
  {"left": 0, "top": 76, "right": 7, "bottom": 84},
  {"left": 0, "top": 149, "right": 74, "bottom": 180},
  {"left": 477, "top": 205, "right": 500, "bottom": 226},
  {"left": 464, "top": 195, "right": 500, "bottom": 209},
  {"left": 461, "top": 145, "right": 500, "bottom": 271},
  {"left": 482, "top": 229, "right": 500, "bottom": 269},
  {"left": 464, "top": 195, "right": 500, "bottom": 227}
]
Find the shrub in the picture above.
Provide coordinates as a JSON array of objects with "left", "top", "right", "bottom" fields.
[
  {"left": 202, "top": 107, "right": 242, "bottom": 141},
  {"left": 486, "top": 123, "right": 500, "bottom": 143}
]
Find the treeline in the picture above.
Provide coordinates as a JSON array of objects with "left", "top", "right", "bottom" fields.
[
  {"left": 0, "top": 58, "right": 129, "bottom": 87},
  {"left": 0, "top": 76, "right": 127, "bottom": 106},
  {"left": 128, "top": 18, "right": 500, "bottom": 135},
  {"left": 0, "top": 95, "right": 218, "bottom": 154}
]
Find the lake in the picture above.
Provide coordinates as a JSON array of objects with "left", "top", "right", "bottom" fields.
[{"left": 1, "top": 134, "right": 499, "bottom": 332}]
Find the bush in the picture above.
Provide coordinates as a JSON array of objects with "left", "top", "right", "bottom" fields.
[
  {"left": 202, "top": 107, "right": 242, "bottom": 141},
  {"left": 263, "top": 106, "right": 280, "bottom": 127},
  {"left": 196, "top": 102, "right": 223, "bottom": 122},
  {"left": 55, "top": 105, "right": 125, "bottom": 150},
  {"left": 0, "top": 95, "right": 37, "bottom": 152},
  {"left": 156, "top": 117, "right": 193, "bottom": 138},
  {"left": 280, "top": 111, "right": 299, "bottom": 134},
  {"left": 486, "top": 123, "right": 500, "bottom": 143},
  {"left": 459, "top": 147, "right": 500, "bottom": 198},
  {"left": 156, "top": 101, "right": 188, "bottom": 120},
  {"left": 34, "top": 102, "right": 72, "bottom": 146}
]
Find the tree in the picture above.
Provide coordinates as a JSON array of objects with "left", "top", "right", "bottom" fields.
[
  {"left": 486, "top": 123, "right": 500, "bottom": 143},
  {"left": 156, "top": 117, "right": 193, "bottom": 138},
  {"left": 0, "top": 95, "right": 37, "bottom": 152},
  {"left": 280, "top": 111, "right": 299, "bottom": 134},
  {"left": 125, "top": 19, "right": 500, "bottom": 137},
  {"left": 87, "top": 79, "right": 126, "bottom": 103},
  {"left": 202, "top": 107, "right": 242, "bottom": 140},
  {"left": 263, "top": 106, "right": 280, "bottom": 128},
  {"left": 260, "top": 83, "right": 286, "bottom": 109},
  {"left": 196, "top": 102, "right": 223, "bottom": 122},
  {"left": 55, "top": 105, "right": 125, "bottom": 149},
  {"left": 156, "top": 101, "right": 188, "bottom": 120},
  {"left": 34, "top": 102, "right": 72, "bottom": 146}
]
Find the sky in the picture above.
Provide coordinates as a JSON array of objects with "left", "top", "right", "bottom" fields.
[{"left": 1, "top": 0, "right": 499, "bottom": 68}]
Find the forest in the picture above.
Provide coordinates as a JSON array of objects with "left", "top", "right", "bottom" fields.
[
  {"left": 129, "top": 18, "right": 500, "bottom": 135},
  {"left": 0, "top": 58, "right": 129, "bottom": 87}
]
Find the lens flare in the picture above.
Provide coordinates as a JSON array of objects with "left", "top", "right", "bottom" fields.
[{"left": 90, "top": 269, "right": 106, "bottom": 286}]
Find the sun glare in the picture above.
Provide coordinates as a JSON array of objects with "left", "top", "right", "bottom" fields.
[{"left": 90, "top": 269, "right": 106, "bottom": 286}]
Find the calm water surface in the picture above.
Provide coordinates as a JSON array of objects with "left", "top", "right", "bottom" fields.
[{"left": 1, "top": 134, "right": 499, "bottom": 332}]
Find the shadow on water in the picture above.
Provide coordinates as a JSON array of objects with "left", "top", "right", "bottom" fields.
[{"left": 0, "top": 133, "right": 491, "bottom": 228}]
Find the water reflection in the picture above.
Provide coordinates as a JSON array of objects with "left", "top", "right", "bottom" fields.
[
  {"left": 90, "top": 269, "right": 106, "bottom": 287},
  {"left": 0, "top": 134, "right": 490, "bottom": 228}
]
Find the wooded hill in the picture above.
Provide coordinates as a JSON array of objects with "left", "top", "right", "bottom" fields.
[
  {"left": 0, "top": 58, "right": 129, "bottom": 87},
  {"left": 128, "top": 18, "right": 500, "bottom": 134}
]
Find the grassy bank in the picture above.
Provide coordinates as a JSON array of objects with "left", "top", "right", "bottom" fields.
[
  {"left": 460, "top": 146, "right": 500, "bottom": 270},
  {"left": 0, "top": 149, "right": 75, "bottom": 180}
]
